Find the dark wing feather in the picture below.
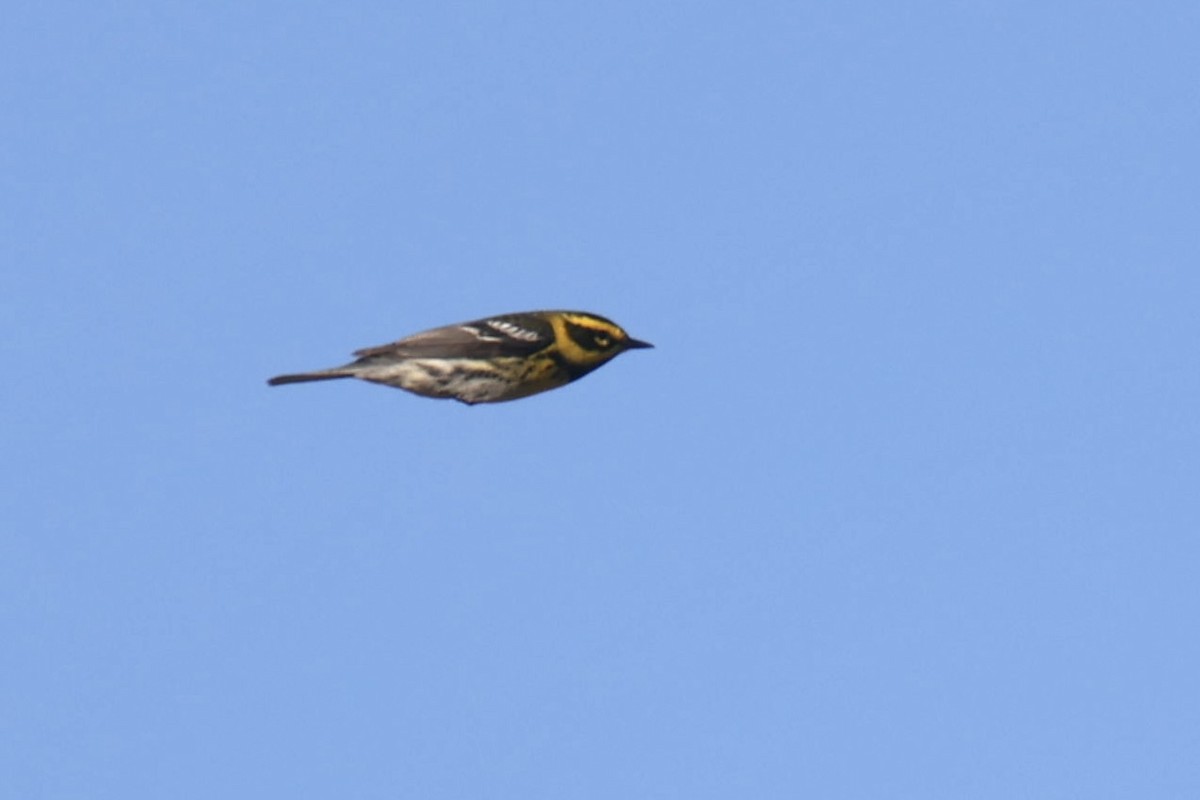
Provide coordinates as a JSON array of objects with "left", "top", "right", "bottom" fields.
[{"left": 351, "top": 314, "right": 554, "bottom": 361}]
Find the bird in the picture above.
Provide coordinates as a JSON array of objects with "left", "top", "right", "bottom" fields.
[{"left": 267, "top": 310, "right": 653, "bottom": 405}]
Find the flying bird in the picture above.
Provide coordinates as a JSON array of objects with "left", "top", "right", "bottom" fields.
[{"left": 267, "top": 310, "right": 653, "bottom": 405}]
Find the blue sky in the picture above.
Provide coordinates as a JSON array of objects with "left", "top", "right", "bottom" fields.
[{"left": 4, "top": 2, "right": 1198, "bottom": 797}]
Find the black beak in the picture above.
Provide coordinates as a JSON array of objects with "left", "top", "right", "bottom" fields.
[{"left": 624, "top": 337, "right": 654, "bottom": 350}]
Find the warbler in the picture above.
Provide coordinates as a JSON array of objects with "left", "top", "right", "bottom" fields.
[{"left": 267, "top": 310, "right": 653, "bottom": 404}]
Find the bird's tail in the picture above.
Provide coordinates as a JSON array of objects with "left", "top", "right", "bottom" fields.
[{"left": 267, "top": 370, "right": 354, "bottom": 386}]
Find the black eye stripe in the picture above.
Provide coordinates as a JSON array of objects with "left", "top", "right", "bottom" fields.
[{"left": 565, "top": 322, "right": 614, "bottom": 352}]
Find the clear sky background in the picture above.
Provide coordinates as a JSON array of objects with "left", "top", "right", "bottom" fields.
[{"left": 4, "top": 2, "right": 1198, "bottom": 797}]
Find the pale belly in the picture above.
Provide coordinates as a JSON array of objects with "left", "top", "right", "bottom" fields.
[{"left": 362, "top": 358, "right": 570, "bottom": 404}]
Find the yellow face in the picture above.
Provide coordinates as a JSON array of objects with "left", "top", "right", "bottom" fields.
[{"left": 550, "top": 312, "right": 653, "bottom": 367}]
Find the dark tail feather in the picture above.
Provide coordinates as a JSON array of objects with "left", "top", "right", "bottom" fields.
[{"left": 267, "top": 371, "right": 354, "bottom": 386}]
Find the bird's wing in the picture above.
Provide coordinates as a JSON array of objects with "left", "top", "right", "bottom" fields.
[{"left": 352, "top": 314, "right": 555, "bottom": 360}]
